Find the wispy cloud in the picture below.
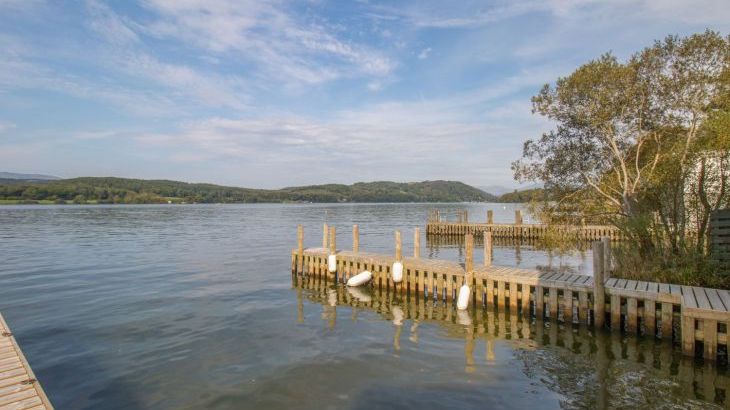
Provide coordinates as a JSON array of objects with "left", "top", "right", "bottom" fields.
[
  {"left": 417, "top": 47, "right": 432, "bottom": 59},
  {"left": 131, "top": 68, "right": 554, "bottom": 186},
  {"left": 0, "top": 120, "right": 16, "bottom": 134},
  {"left": 138, "top": 0, "right": 395, "bottom": 85}
]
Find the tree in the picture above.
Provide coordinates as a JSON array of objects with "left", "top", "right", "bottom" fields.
[{"left": 513, "top": 30, "right": 730, "bottom": 255}]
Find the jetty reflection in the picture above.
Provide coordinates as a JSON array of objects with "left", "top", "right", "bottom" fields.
[{"left": 293, "top": 275, "right": 730, "bottom": 407}]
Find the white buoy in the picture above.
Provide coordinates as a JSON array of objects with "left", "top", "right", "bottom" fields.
[
  {"left": 392, "top": 261, "right": 403, "bottom": 283},
  {"left": 347, "top": 270, "right": 372, "bottom": 287},
  {"left": 328, "top": 254, "right": 337, "bottom": 273},
  {"left": 457, "top": 284, "right": 470, "bottom": 310}
]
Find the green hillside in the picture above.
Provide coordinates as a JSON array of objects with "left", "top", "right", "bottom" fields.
[
  {"left": 496, "top": 188, "right": 547, "bottom": 203},
  {"left": 0, "top": 177, "right": 497, "bottom": 204}
]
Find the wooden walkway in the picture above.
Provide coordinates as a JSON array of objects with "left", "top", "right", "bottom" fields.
[
  {"left": 0, "top": 314, "right": 52, "bottom": 410},
  {"left": 425, "top": 209, "right": 623, "bottom": 240},
  {"left": 291, "top": 224, "right": 730, "bottom": 362},
  {"left": 425, "top": 221, "right": 623, "bottom": 241}
]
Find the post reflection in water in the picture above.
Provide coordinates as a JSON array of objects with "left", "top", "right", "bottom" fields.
[{"left": 294, "top": 274, "right": 730, "bottom": 408}]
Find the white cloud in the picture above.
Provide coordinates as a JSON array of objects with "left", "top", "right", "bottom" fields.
[
  {"left": 130, "top": 69, "right": 554, "bottom": 186},
  {"left": 138, "top": 0, "right": 395, "bottom": 85},
  {"left": 417, "top": 47, "right": 431, "bottom": 59},
  {"left": 370, "top": 0, "right": 730, "bottom": 29},
  {"left": 0, "top": 120, "right": 16, "bottom": 134}
]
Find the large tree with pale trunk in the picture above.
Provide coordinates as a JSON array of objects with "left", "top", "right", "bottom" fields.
[{"left": 513, "top": 30, "right": 730, "bottom": 256}]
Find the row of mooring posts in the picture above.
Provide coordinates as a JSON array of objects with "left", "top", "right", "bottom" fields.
[
  {"left": 296, "top": 223, "right": 613, "bottom": 316},
  {"left": 428, "top": 209, "right": 523, "bottom": 225},
  {"left": 294, "top": 223, "right": 496, "bottom": 275}
]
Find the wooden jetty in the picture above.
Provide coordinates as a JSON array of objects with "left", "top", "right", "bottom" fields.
[
  {"left": 0, "top": 314, "right": 52, "bottom": 410},
  {"left": 291, "top": 224, "right": 730, "bottom": 362},
  {"left": 425, "top": 209, "right": 623, "bottom": 241}
]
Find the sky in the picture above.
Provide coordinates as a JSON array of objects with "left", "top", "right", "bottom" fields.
[{"left": 0, "top": 0, "right": 729, "bottom": 189}]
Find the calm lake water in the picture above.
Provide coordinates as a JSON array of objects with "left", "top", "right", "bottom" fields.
[{"left": 0, "top": 203, "right": 725, "bottom": 409}]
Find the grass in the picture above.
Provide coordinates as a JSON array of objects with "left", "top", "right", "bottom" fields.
[{"left": 611, "top": 244, "right": 730, "bottom": 289}]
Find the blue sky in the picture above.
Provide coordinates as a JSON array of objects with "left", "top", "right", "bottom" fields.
[{"left": 1, "top": 0, "right": 728, "bottom": 189}]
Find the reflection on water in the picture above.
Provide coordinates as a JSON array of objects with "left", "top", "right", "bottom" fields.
[{"left": 295, "top": 275, "right": 728, "bottom": 409}]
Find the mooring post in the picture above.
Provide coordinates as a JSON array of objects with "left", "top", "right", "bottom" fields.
[
  {"left": 395, "top": 230, "right": 402, "bottom": 261},
  {"left": 329, "top": 226, "right": 336, "bottom": 254},
  {"left": 297, "top": 225, "right": 304, "bottom": 273},
  {"left": 464, "top": 210, "right": 468, "bottom": 223},
  {"left": 353, "top": 224, "right": 359, "bottom": 254},
  {"left": 465, "top": 234, "right": 474, "bottom": 275},
  {"left": 601, "top": 237, "right": 611, "bottom": 278},
  {"left": 414, "top": 228, "right": 420, "bottom": 258},
  {"left": 483, "top": 231, "right": 492, "bottom": 266},
  {"left": 515, "top": 210, "right": 523, "bottom": 225},
  {"left": 436, "top": 209, "right": 440, "bottom": 222},
  {"left": 322, "top": 223, "right": 328, "bottom": 249},
  {"left": 593, "top": 242, "right": 606, "bottom": 328},
  {"left": 487, "top": 210, "right": 493, "bottom": 224}
]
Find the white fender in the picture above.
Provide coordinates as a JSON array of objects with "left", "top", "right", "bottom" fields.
[
  {"left": 328, "top": 254, "right": 337, "bottom": 273},
  {"left": 347, "top": 270, "right": 372, "bottom": 287},
  {"left": 457, "top": 284, "right": 470, "bottom": 310},
  {"left": 392, "top": 261, "right": 403, "bottom": 283}
]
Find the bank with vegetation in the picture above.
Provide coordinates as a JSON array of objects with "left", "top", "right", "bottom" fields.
[
  {"left": 513, "top": 30, "right": 730, "bottom": 288},
  {"left": 0, "top": 177, "right": 497, "bottom": 204}
]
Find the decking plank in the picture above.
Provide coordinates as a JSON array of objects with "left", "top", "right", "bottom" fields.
[
  {"left": 705, "top": 288, "right": 727, "bottom": 312},
  {"left": 692, "top": 287, "right": 712, "bottom": 311},
  {"left": 0, "top": 314, "right": 52, "bottom": 410},
  {"left": 718, "top": 290, "right": 730, "bottom": 310}
]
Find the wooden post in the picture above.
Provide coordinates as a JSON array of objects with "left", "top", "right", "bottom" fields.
[
  {"left": 465, "top": 234, "right": 474, "bottom": 274},
  {"left": 297, "top": 225, "right": 304, "bottom": 273},
  {"left": 682, "top": 315, "right": 695, "bottom": 356},
  {"left": 395, "top": 230, "right": 402, "bottom": 262},
  {"left": 483, "top": 231, "right": 492, "bottom": 266},
  {"left": 414, "top": 228, "right": 420, "bottom": 258},
  {"left": 353, "top": 225, "right": 359, "bottom": 254},
  {"left": 436, "top": 210, "right": 440, "bottom": 222},
  {"left": 515, "top": 209, "right": 523, "bottom": 225},
  {"left": 593, "top": 242, "right": 606, "bottom": 328},
  {"left": 322, "top": 223, "right": 328, "bottom": 249},
  {"left": 487, "top": 210, "right": 493, "bottom": 224},
  {"left": 601, "top": 237, "right": 611, "bottom": 278},
  {"left": 464, "top": 210, "right": 468, "bottom": 223},
  {"left": 329, "top": 226, "right": 336, "bottom": 254}
]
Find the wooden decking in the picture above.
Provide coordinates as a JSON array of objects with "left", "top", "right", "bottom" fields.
[
  {"left": 0, "top": 314, "right": 52, "bottom": 410},
  {"left": 292, "top": 239, "right": 730, "bottom": 362},
  {"left": 425, "top": 221, "right": 623, "bottom": 241}
]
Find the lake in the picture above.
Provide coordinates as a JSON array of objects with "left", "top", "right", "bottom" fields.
[{"left": 0, "top": 203, "right": 725, "bottom": 409}]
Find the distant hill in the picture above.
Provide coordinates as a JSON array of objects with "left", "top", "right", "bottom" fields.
[
  {"left": 0, "top": 177, "right": 497, "bottom": 204},
  {"left": 0, "top": 172, "right": 60, "bottom": 181},
  {"left": 497, "top": 187, "right": 546, "bottom": 203},
  {"left": 478, "top": 185, "right": 513, "bottom": 196}
]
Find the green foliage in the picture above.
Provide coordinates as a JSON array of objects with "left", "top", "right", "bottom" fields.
[
  {"left": 496, "top": 188, "right": 546, "bottom": 203},
  {"left": 0, "top": 177, "right": 496, "bottom": 204},
  {"left": 513, "top": 30, "right": 730, "bottom": 284}
]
